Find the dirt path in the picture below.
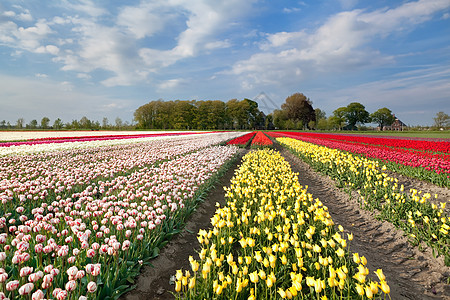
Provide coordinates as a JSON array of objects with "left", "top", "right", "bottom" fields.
[{"left": 122, "top": 145, "right": 450, "bottom": 299}]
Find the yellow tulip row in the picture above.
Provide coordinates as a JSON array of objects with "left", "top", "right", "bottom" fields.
[
  {"left": 174, "top": 149, "right": 389, "bottom": 299},
  {"left": 277, "top": 137, "right": 449, "bottom": 264}
]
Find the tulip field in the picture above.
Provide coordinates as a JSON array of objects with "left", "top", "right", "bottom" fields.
[
  {"left": 268, "top": 132, "right": 450, "bottom": 187},
  {"left": 1, "top": 130, "right": 449, "bottom": 299},
  {"left": 0, "top": 131, "right": 245, "bottom": 300},
  {"left": 173, "top": 149, "right": 389, "bottom": 299}
]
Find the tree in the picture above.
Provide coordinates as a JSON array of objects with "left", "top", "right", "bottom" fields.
[
  {"left": 41, "top": 117, "right": 50, "bottom": 129},
  {"left": 315, "top": 108, "right": 326, "bottom": 121},
  {"left": 28, "top": 119, "right": 38, "bottom": 129},
  {"left": 281, "top": 93, "right": 316, "bottom": 128},
  {"left": 102, "top": 117, "right": 109, "bottom": 129},
  {"left": 331, "top": 107, "right": 347, "bottom": 130},
  {"left": 434, "top": 111, "right": 450, "bottom": 128},
  {"left": 272, "top": 109, "right": 288, "bottom": 129},
  {"left": 0, "top": 120, "right": 6, "bottom": 129},
  {"left": 53, "top": 118, "right": 64, "bottom": 130},
  {"left": 115, "top": 117, "right": 123, "bottom": 129},
  {"left": 16, "top": 118, "right": 24, "bottom": 129},
  {"left": 370, "top": 108, "right": 395, "bottom": 130},
  {"left": 340, "top": 102, "right": 370, "bottom": 130}
]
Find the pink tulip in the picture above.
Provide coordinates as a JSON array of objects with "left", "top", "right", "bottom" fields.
[
  {"left": 31, "top": 289, "right": 45, "bottom": 300},
  {"left": 6, "top": 280, "right": 19, "bottom": 291},
  {"left": 67, "top": 266, "right": 78, "bottom": 277},
  {"left": 19, "top": 266, "right": 33, "bottom": 277},
  {"left": 65, "top": 280, "right": 77, "bottom": 292},
  {"left": 87, "top": 281, "right": 97, "bottom": 293},
  {"left": 18, "top": 282, "right": 34, "bottom": 295}
]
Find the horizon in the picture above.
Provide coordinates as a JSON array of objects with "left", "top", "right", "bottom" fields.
[{"left": 0, "top": 0, "right": 449, "bottom": 126}]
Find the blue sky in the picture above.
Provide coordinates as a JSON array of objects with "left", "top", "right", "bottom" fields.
[{"left": 0, "top": 0, "right": 449, "bottom": 126}]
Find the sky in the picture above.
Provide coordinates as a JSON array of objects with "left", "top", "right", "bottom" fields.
[{"left": 0, "top": 0, "right": 449, "bottom": 127}]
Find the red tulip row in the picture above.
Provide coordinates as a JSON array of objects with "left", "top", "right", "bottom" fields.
[
  {"left": 250, "top": 131, "right": 273, "bottom": 147},
  {"left": 267, "top": 132, "right": 450, "bottom": 186},
  {"left": 274, "top": 132, "right": 450, "bottom": 154},
  {"left": 226, "top": 132, "right": 255, "bottom": 147}
]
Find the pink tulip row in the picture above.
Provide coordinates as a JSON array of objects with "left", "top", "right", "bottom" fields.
[
  {"left": 0, "top": 133, "right": 239, "bottom": 210},
  {"left": 0, "top": 132, "right": 209, "bottom": 148},
  {"left": 0, "top": 133, "right": 240, "bottom": 299}
]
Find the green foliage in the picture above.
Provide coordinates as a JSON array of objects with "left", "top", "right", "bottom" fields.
[
  {"left": 134, "top": 99, "right": 264, "bottom": 130},
  {"left": 370, "top": 107, "right": 395, "bottom": 130},
  {"left": 433, "top": 111, "right": 450, "bottom": 128},
  {"left": 272, "top": 92, "right": 315, "bottom": 130},
  {"left": 333, "top": 102, "right": 370, "bottom": 130}
]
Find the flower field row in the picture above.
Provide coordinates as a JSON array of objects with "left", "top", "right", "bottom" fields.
[
  {"left": 268, "top": 132, "right": 450, "bottom": 187},
  {"left": 277, "top": 137, "right": 450, "bottom": 266},
  {"left": 0, "top": 133, "right": 242, "bottom": 299},
  {"left": 276, "top": 132, "right": 450, "bottom": 154},
  {"left": 226, "top": 132, "right": 255, "bottom": 147},
  {"left": 250, "top": 132, "right": 273, "bottom": 148},
  {"left": 0, "top": 132, "right": 204, "bottom": 148},
  {"left": 1, "top": 133, "right": 242, "bottom": 211},
  {"left": 0, "top": 132, "right": 233, "bottom": 157},
  {"left": 174, "top": 149, "right": 390, "bottom": 299}
]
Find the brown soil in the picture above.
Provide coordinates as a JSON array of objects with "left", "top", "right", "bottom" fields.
[{"left": 122, "top": 144, "right": 450, "bottom": 300}]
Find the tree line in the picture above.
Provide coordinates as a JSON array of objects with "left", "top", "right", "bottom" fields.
[
  {"left": 3, "top": 93, "right": 448, "bottom": 131},
  {"left": 133, "top": 99, "right": 265, "bottom": 130},
  {"left": 0, "top": 117, "right": 133, "bottom": 130}
]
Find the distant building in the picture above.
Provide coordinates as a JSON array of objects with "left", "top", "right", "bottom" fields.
[{"left": 382, "top": 115, "right": 407, "bottom": 131}]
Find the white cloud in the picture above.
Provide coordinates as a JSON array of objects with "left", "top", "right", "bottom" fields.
[
  {"left": 35, "top": 73, "right": 48, "bottom": 78},
  {"left": 61, "top": 0, "right": 107, "bottom": 17},
  {"left": 0, "top": 18, "right": 53, "bottom": 52},
  {"left": 117, "top": 2, "right": 173, "bottom": 39},
  {"left": 0, "top": 74, "right": 133, "bottom": 122},
  {"left": 309, "top": 65, "right": 450, "bottom": 125},
  {"left": 76, "top": 73, "right": 91, "bottom": 79},
  {"left": 283, "top": 7, "right": 301, "bottom": 13},
  {"left": 262, "top": 31, "right": 306, "bottom": 49},
  {"left": 229, "top": 0, "right": 450, "bottom": 88},
  {"left": 205, "top": 40, "right": 231, "bottom": 50},
  {"left": 3, "top": 11, "right": 16, "bottom": 18},
  {"left": 157, "top": 78, "right": 185, "bottom": 90},
  {"left": 36, "top": 44, "right": 60, "bottom": 55}
]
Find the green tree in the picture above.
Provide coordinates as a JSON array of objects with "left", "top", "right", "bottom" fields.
[
  {"left": 316, "top": 118, "right": 329, "bottom": 130},
  {"left": 102, "top": 117, "right": 109, "bottom": 129},
  {"left": 331, "top": 107, "right": 347, "bottom": 130},
  {"left": 315, "top": 108, "right": 326, "bottom": 121},
  {"left": 341, "top": 102, "right": 370, "bottom": 130},
  {"left": 272, "top": 109, "right": 287, "bottom": 129},
  {"left": 53, "top": 118, "right": 64, "bottom": 130},
  {"left": 41, "top": 117, "right": 50, "bottom": 129},
  {"left": 265, "top": 114, "right": 274, "bottom": 130},
  {"left": 281, "top": 93, "right": 315, "bottom": 128},
  {"left": 433, "top": 111, "right": 450, "bottom": 128},
  {"left": 115, "top": 117, "right": 123, "bottom": 129},
  {"left": 16, "top": 118, "right": 24, "bottom": 129},
  {"left": 370, "top": 108, "right": 395, "bottom": 130},
  {"left": 79, "top": 116, "right": 92, "bottom": 129},
  {"left": 28, "top": 119, "right": 38, "bottom": 129}
]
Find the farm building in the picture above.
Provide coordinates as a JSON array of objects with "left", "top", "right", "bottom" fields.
[{"left": 382, "top": 115, "right": 407, "bottom": 131}]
